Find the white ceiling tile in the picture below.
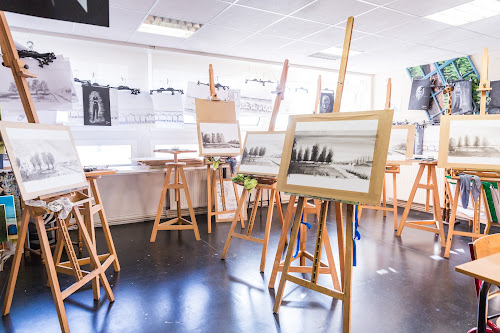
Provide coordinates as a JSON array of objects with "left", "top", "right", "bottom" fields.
[
  {"left": 385, "top": 0, "right": 471, "bottom": 17},
  {"left": 72, "top": 24, "right": 135, "bottom": 42},
  {"left": 260, "top": 17, "right": 328, "bottom": 39},
  {"left": 231, "top": 34, "right": 295, "bottom": 52},
  {"left": 236, "top": 0, "right": 316, "bottom": 15},
  {"left": 353, "top": 7, "right": 416, "bottom": 33},
  {"left": 109, "top": 7, "right": 147, "bottom": 30},
  {"left": 362, "top": 0, "right": 394, "bottom": 4},
  {"left": 304, "top": 26, "right": 367, "bottom": 46},
  {"left": 128, "top": 31, "right": 186, "bottom": 48},
  {"left": 4, "top": 12, "right": 74, "bottom": 34},
  {"left": 292, "top": 0, "right": 376, "bottom": 25},
  {"left": 177, "top": 24, "right": 253, "bottom": 52},
  {"left": 209, "top": 5, "right": 283, "bottom": 32},
  {"left": 412, "top": 27, "right": 482, "bottom": 48},
  {"left": 276, "top": 40, "right": 328, "bottom": 56},
  {"left": 109, "top": 0, "right": 156, "bottom": 12},
  {"left": 377, "top": 18, "right": 450, "bottom": 41},
  {"left": 151, "top": 0, "right": 230, "bottom": 23},
  {"left": 440, "top": 35, "right": 500, "bottom": 55},
  {"left": 350, "top": 35, "right": 414, "bottom": 52},
  {"left": 462, "top": 15, "right": 500, "bottom": 38}
]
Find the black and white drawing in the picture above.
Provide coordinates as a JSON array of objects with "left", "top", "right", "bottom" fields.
[
  {"left": 319, "top": 92, "right": 334, "bottom": 113},
  {"left": 408, "top": 78, "right": 431, "bottom": 111},
  {"left": 448, "top": 120, "right": 500, "bottom": 165},
  {"left": 287, "top": 119, "right": 378, "bottom": 193},
  {"left": 1, "top": 0, "right": 109, "bottom": 27},
  {"left": 414, "top": 124, "right": 424, "bottom": 155},
  {"left": 118, "top": 91, "right": 155, "bottom": 126},
  {"left": 451, "top": 80, "right": 474, "bottom": 115},
  {"left": 239, "top": 132, "right": 286, "bottom": 175},
  {"left": 152, "top": 92, "right": 184, "bottom": 128},
  {"left": 487, "top": 80, "right": 500, "bottom": 114},
  {"left": 83, "top": 85, "right": 111, "bottom": 126},
  {"left": 387, "top": 128, "right": 408, "bottom": 161},
  {"left": 199, "top": 122, "right": 240, "bottom": 155}
]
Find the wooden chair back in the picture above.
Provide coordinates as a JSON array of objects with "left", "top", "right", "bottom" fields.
[{"left": 474, "top": 233, "right": 500, "bottom": 260}]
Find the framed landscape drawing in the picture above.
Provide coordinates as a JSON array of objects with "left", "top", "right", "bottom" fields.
[
  {"left": 197, "top": 121, "right": 241, "bottom": 156},
  {"left": 387, "top": 124, "right": 415, "bottom": 165},
  {"left": 238, "top": 131, "right": 286, "bottom": 177},
  {"left": 438, "top": 115, "right": 500, "bottom": 171},
  {"left": 0, "top": 122, "right": 88, "bottom": 200},
  {"left": 277, "top": 110, "right": 394, "bottom": 206}
]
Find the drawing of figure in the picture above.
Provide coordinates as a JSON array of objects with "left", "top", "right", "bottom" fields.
[{"left": 92, "top": 95, "right": 99, "bottom": 122}]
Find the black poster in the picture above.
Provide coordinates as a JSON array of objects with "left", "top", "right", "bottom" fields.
[
  {"left": 83, "top": 85, "right": 111, "bottom": 126},
  {"left": 0, "top": 0, "right": 109, "bottom": 27},
  {"left": 408, "top": 78, "right": 431, "bottom": 111},
  {"left": 451, "top": 80, "right": 473, "bottom": 115},
  {"left": 487, "top": 80, "right": 500, "bottom": 114},
  {"left": 319, "top": 92, "right": 334, "bottom": 113}
]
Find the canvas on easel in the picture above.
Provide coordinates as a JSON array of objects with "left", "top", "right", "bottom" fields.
[
  {"left": 238, "top": 131, "right": 286, "bottom": 177},
  {"left": 197, "top": 121, "right": 241, "bottom": 157}
]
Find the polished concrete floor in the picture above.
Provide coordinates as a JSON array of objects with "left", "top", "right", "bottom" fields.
[{"left": 0, "top": 203, "right": 498, "bottom": 333}]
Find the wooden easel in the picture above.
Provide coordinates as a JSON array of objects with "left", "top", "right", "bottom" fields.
[
  {"left": 220, "top": 59, "right": 288, "bottom": 272},
  {"left": 150, "top": 150, "right": 200, "bottom": 242},
  {"left": 1, "top": 12, "right": 117, "bottom": 332},
  {"left": 271, "top": 17, "right": 355, "bottom": 333},
  {"left": 359, "top": 78, "right": 401, "bottom": 230},
  {"left": 478, "top": 47, "right": 491, "bottom": 116}
]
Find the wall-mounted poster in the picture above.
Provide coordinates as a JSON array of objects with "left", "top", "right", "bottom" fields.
[
  {"left": 239, "top": 131, "right": 286, "bottom": 177},
  {"left": 82, "top": 85, "right": 111, "bottom": 126},
  {"left": 408, "top": 78, "right": 431, "bottom": 111},
  {"left": 197, "top": 121, "right": 241, "bottom": 156},
  {"left": 387, "top": 125, "right": 415, "bottom": 164},
  {"left": 0, "top": 122, "right": 87, "bottom": 200},
  {"left": 487, "top": 80, "right": 500, "bottom": 114},
  {"left": 277, "top": 110, "right": 393, "bottom": 206},
  {"left": 319, "top": 92, "right": 334, "bottom": 113},
  {"left": 451, "top": 80, "right": 473, "bottom": 115},
  {"left": 439, "top": 115, "right": 500, "bottom": 171},
  {"left": 1, "top": 0, "right": 109, "bottom": 27}
]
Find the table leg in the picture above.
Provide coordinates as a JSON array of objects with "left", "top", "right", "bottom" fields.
[{"left": 478, "top": 281, "right": 491, "bottom": 333}]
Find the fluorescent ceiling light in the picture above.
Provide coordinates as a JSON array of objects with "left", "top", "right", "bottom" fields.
[
  {"left": 320, "top": 46, "right": 362, "bottom": 56},
  {"left": 138, "top": 15, "right": 202, "bottom": 38},
  {"left": 425, "top": 0, "right": 500, "bottom": 26}
]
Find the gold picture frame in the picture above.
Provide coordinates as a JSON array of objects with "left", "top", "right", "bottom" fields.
[
  {"left": 438, "top": 114, "right": 500, "bottom": 171},
  {"left": 237, "top": 131, "right": 287, "bottom": 177},
  {"left": 0, "top": 122, "right": 88, "bottom": 200},
  {"left": 387, "top": 124, "right": 415, "bottom": 165},
  {"left": 197, "top": 120, "right": 242, "bottom": 157},
  {"left": 277, "top": 110, "right": 394, "bottom": 206}
]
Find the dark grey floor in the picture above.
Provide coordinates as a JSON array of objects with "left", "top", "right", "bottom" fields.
[{"left": 0, "top": 203, "right": 498, "bottom": 333}]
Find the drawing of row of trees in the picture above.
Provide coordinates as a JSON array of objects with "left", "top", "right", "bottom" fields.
[
  {"left": 242, "top": 146, "right": 266, "bottom": 159},
  {"left": 291, "top": 144, "right": 334, "bottom": 164},
  {"left": 449, "top": 135, "right": 489, "bottom": 152},
  {"left": 201, "top": 132, "right": 226, "bottom": 144},
  {"left": 9, "top": 80, "right": 50, "bottom": 95}
]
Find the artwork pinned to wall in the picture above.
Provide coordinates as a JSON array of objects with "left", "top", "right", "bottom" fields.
[
  {"left": 439, "top": 115, "right": 500, "bottom": 171},
  {"left": 0, "top": 205, "right": 7, "bottom": 243},
  {"left": 0, "top": 196, "right": 17, "bottom": 240},
  {"left": 451, "top": 80, "right": 474, "bottom": 115},
  {"left": 70, "top": 82, "right": 118, "bottom": 126},
  {"left": 408, "top": 78, "right": 431, "bottom": 111},
  {"left": 82, "top": 85, "right": 111, "bottom": 126},
  {"left": 239, "top": 131, "right": 286, "bottom": 177},
  {"left": 487, "top": 80, "right": 500, "bottom": 114},
  {"left": 0, "top": 122, "right": 88, "bottom": 200},
  {"left": 414, "top": 124, "right": 425, "bottom": 155},
  {"left": 387, "top": 125, "right": 415, "bottom": 164},
  {"left": 151, "top": 92, "right": 184, "bottom": 128},
  {"left": 239, "top": 83, "right": 273, "bottom": 115},
  {"left": 319, "top": 92, "right": 334, "bottom": 113},
  {"left": 197, "top": 121, "right": 241, "bottom": 156},
  {"left": 277, "top": 110, "right": 393, "bottom": 206}
]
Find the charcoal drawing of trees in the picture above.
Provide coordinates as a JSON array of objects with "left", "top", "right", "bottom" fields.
[
  {"left": 326, "top": 149, "right": 333, "bottom": 163},
  {"left": 457, "top": 137, "right": 463, "bottom": 147},
  {"left": 304, "top": 147, "right": 311, "bottom": 161},
  {"left": 473, "top": 136, "right": 480, "bottom": 147},
  {"left": 318, "top": 147, "right": 327, "bottom": 163},
  {"left": 464, "top": 135, "right": 470, "bottom": 147},
  {"left": 242, "top": 147, "right": 248, "bottom": 159},
  {"left": 311, "top": 144, "right": 319, "bottom": 162},
  {"left": 258, "top": 147, "right": 266, "bottom": 156},
  {"left": 8, "top": 82, "right": 16, "bottom": 93},
  {"left": 297, "top": 147, "right": 303, "bottom": 161}
]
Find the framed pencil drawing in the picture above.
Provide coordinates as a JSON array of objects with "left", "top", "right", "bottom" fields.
[
  {"left": 0, "top": 122, "right": 88, "bottom": 200},
  {"left": 277, "top": 110, "right": 394, "bottom": 206},
  {"left": 387, "top": 124, "right": 415, "bottom": 165},
  {"left": 238, "top": 131, "right": 286, "bottom": 177},
  {"left": 438, "top": 115, "right": 500, "bottom": 171},
  {"left": 197, "top": 121, "right": 241, "bottom": 156}
]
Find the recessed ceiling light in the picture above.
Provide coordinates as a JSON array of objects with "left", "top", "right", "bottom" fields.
[
  {"left": 138, "top": 15, "right": 202, "bottom": 38},
  {"left": 319, "top": 46, "right": 363, "bottom": 57},
  {"left": 425, "top": 0, "right": 500, "bottom": 26}
]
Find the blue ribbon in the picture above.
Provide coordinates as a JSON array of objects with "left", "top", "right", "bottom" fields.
[
  {"left": 291, "top": 211, "right": 311, "bottom": 258},
  {"left": 353, "top": 205, "right": 361, "bottom": 266}
]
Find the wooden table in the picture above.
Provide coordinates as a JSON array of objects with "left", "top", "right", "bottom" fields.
[{"left": 456, "top": 253, "right": 500, "bottom": 333}]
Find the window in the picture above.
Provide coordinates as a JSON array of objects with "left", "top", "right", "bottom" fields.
[{"left": 76, "top": 145, "right": 132, "bottom": 166}]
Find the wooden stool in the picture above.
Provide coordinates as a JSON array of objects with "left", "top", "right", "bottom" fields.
[
  {"left": 150, "top": 161, "right": 200, "bottom": 242},
  {"left": 268, "top": 196, "right": 341, "bottom": 291},
  {"left": 221, "top": 178, "right": 284, "bottom": 272},
  {"left": 396, "top": 161, "right": 446, "bottom": 246},
  {"left": 359, "top": 165, "right": 400, "bottom": 230}
]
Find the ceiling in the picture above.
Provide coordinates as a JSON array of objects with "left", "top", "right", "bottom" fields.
[{"left": 5, "top": 0, "right": 500, "bottom": 74}]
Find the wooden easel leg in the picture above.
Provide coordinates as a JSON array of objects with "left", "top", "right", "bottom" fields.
[
  {"left": 260, "top": 188, "right": 276, "bottom": 273},
  {"left": 396, "top": 164, "right": 425, "bottom": 237},
  {"left": 275, "top": 190, "right": 284, "bottom": 227},
  {"left": 342, "top": 204, "right": 354, "bottom": 333},
  {"left": 90, "top": 179, "right": 121, "bottom": 271},
  {"left": 382, "top": 176, "right": 387, "bottom": 217},
  {"left": 83, "top": 187, "right": 100, "bottom": 300},
  {"left": 430, "top": 166, "right": 446, "bottom": 247},
  {"left": 175, "top": 167, "right": 182, "bottom": 222},
  {"left": 268, "top": 195, "right": 296, "bottom": 288},
  {"left": 179, "top": 166, "right": 201, "bottom": 241},
  {"left": 311, "top": 201, "right": 328, "bottom": 284},
  {"left": 393, "top": 172, "right": 398, "bottom": 230},
  {"left": 300, "top": 211, "right": 307, "bottom": 266},
  {"left": 246, "top": 188, "right": 262, "bottom": 236},
  {"left": 207, "top": 165, "right": 212, "bottom": 233},
  {"left": 232, "top": 181, "right": 245, "bottom": 228},
  {"left": 444, "top": 182, "right": 460, "bottom": 258},
  {"left": 273, "top": 197, "right": 306, "bottom": 314},
  {"left": 221, "top": 190, "right": 248, "bottom": 259},
  {"left": 323, "top": 224, "right": 341, "bottom": 291},
  {"left": 34, "top": 215, "right": 70, "bottom": 333},
  {"left": 2, "top": 209, "right": 30, "bottom": 316},
  {"left": 426, "top": 168, "right": 431, "bottom": 212},
  {"left": 150, "top": 166, "right": 173, "bottom": 242},
  {"left": 335, "top": 202, "right": 345, "bottom": 286}
]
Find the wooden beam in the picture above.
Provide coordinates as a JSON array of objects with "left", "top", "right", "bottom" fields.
[
  {"left": 313, "top": 75, "right": 321, "bottom": 114},
  {"left": 332, "top": 16, "right": 354, "bottom": 113},
  {"left": 268, "top": 59, "right": 289, "bottom": 131},
  {"left": 385, "top": 78, "right": 392, "bottom": 110},
  {"left": 209, "top": 64, "right": 219, "bottom": 101}
]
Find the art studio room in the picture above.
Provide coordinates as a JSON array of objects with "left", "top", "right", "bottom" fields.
[{"left": 2, "top": 0, "right": 500, "bottom": 332}]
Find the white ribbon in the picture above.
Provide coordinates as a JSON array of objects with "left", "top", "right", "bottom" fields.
[{"left": 25, "top": 197, "right": 73, "bottom": 219}]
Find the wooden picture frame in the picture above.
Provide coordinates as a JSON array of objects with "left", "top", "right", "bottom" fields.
[
  {"left": 195, "top": 99, "right": 237, "bottom": 122},
  {"left": 277, "top": 110, "right": 394, "bottom": 206},
  {"left": 237, "top": 131, "right": 287, "bottom": 177},
  {"left": 438, "top": 114, "right": 500, "bottom": 171},
  {"left": 197, "top": 120, "right": 242, "bottom": 157},
  {"left": 387, "top": 124, "right": 415, "bottom": 165},
  {"left": 0, "top": 122, "right": 88, "bottom": 200}
]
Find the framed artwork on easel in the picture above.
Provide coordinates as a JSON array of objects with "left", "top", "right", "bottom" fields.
[
  {"left": 387, "top": 124, "right": 415, "bottom": 165},
  {"left": 197, "top": 120, "right": 241, "bottom": 157},
  {"left": 238, "top": 131, "right": 286, "bottom": 177}
]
